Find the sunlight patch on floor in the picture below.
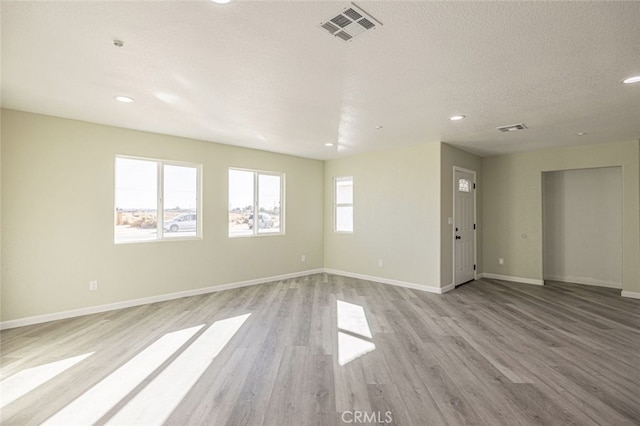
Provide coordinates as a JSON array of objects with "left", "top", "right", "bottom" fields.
[
  {"left": 337, "top": 300, "right": 375, "bottom": 366},
  {"left": 338, "top": 331, "right": 376, "bottom": 366},
  {"left": 106, "top": 313, "right": 250, "bottom": 425},
  {"left": 43, "top": 324, "right": 204, "bottom": 425},
  {"left": 337, "top": 300, "right": 373, "bottom": 339},
  {"left": 1, "top": 352, "right": 94, "bottom": 409}
]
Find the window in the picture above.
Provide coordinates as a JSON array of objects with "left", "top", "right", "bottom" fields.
[
  {"left": 115, "top": 157, "right": 201, "bottom": 243},
  {"left": 334, "top": 176, "right": 353, "bottom": 232},
  {"left": 458, "top": 178, "right": 471, "bottom": 193},
  {"left": 228, "top": 168, "right": 284, "bottom": 237}
]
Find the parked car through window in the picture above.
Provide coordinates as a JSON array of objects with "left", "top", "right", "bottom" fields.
[
  {"left": 247, "top": 213, "right": 274, "bottom": 230},
  {"left": 164, "top": 213, "right": 197, "bottom": 232}
]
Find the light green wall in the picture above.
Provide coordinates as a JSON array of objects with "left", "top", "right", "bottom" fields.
[
  {"left": 1, "top": 109, "right": 324, "bottom": 321},
  {"left": 3, "top": 108, "right": 638, "bottom": 323},
  {"left": 323, "top": 143, "right": 442, "bottom": 289},
  {"left": 482, "top": 140, "right": 640, "bottom": 293},
  {"left": 0, "top": 111, "right": 3, "bottom": 318},
  {"left": 440, "top": 143, "right": 483, "bottom": 287}
]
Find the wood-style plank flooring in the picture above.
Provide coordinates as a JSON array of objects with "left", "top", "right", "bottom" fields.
[{"left": 1, "top": 274, "right": 639, "bottom": 425}]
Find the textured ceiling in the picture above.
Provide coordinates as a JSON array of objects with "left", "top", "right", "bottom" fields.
[{"left": 2, "top": 1, "right": 639, "bottom": 159}]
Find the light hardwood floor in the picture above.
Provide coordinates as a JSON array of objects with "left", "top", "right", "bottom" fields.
[{"left": 1, "top": 274, "right": 639, "bottom": 425}]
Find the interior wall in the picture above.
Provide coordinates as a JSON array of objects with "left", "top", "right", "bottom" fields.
[
  {"left": 0, "top": 111, "right": 3, "bottom": 317},
  {"left": 4, "top": 109, "right": 638, "bottom": 323},
  {"left": 543, "top": 167, "right": 622, "bottom": 288},
  {"left": 1, "top": 109, "right": 324, "bottom": 322},
  {"left": 323, "top": 143, "right": 442, "bottom": 289},
  {"left": 482, "top": 140, "right": 640, "bottom": 294},
  {"left": 440, "top": 143, "right": 483, "bottom": 287}
]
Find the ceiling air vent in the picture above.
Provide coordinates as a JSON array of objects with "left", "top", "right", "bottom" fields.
[
  {"left": 321, "top": 22, "right": 340, "bottom": 34},
  {"left": 335, "top": 31, "right": 353, "bottom": 41},
  {"left": 496, "top": 123, "right": 528, "bottom": 133},
  {"left": 319, "top": 3, "right": 382, "bottom": 42}
]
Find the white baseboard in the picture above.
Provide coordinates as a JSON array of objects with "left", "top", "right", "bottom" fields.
[
  {"left": 621, "top": 291, "right": 640, "bottom": 300},
  {"left": 481, "top": 273, "right": 544, "bottom": 286},
  {"left": 440, "top": 283, "right": 456, "bottom": 293},
  {"left": 324, "top": 269, "right": 451, "bottom": 294},
  {"left": 0, "top": 269, "right": 558, "bottom": 330},
  {"left": 0, "top": 269, "right": 324, "bottom": 330},
  {"left": 543, "top": 275, "right": 622, "bottom": 289}
]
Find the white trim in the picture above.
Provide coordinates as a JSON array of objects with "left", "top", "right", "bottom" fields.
[
  {"left": 440, "top": 283, "right": 456, "bottom": 293},
  {"left": 0, "top": 269, "right": 323, "bottom": 330},
  {"left": 453, "top": 166, "right": 477, "bottom": 285},
  {"left": 621, "top": 291, "right": 640, "bottom": 300},
  {"left": 543, "top": 275, "right": 622, "bottom": 289},
  {"left": 114, "top": 156, "right": 203, "bottom": 244},
  {"left": 482, "top": 273, "right": 544, "bottom": 286},
  {"left": 2, "top": 269, "right": 560, "bottom": 330},
  {"left": 324, "top": 268, "right": 451, "bottom": 294},
  {"left": 228, "top": 168, "right": 286, "bottom": 237}
]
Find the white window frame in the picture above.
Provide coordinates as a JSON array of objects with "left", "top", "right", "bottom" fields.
[
  {"left": 228, "top": 168, "right": 285, "bottom": 238},
  {"left": 334, "top": 176, "right": 354, "bottom": 233},
  {"left": 114, "top": 155, "right": 202, "bottom": 244}
]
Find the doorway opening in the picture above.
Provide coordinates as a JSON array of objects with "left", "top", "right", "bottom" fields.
[{"left": 542, "top": 167, "right": 622, "bottom": 289}]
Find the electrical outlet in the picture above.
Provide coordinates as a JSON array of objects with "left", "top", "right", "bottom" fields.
[
  {"left": 301, "top": 254, "right": 306, "bottom": 262},
  {"left": 498, "top": 258, "right": 504, "bottom": 265},
  {"left": 89, "top": 280, "right": 98, "bottom": 291},
  {"left": 378, "top": 259, "right": 383, "bottom": 267}
]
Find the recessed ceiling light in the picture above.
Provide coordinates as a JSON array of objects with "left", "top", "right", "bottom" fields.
[
  {"left": 114, "top": 95, "right": 135, "bottom": 103},
  {"left": 578, "top": 132, "right": 586, "bottom": 136},
  {"left": 211, "top": 0, "right": 232, "bottom": 4},
  {"left": 621, "top": 75, "right": 640, "bottom": 84},
  {"left": 449, "top": 115, "right": 465, "bottom": 121},
  {"left": 325, "top": 143, "right": 335, "bottom": 147}
]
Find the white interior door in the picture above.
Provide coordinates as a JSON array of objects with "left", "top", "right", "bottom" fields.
[{"left": 454, "top": 169, "right": 476, "bottom": 286}]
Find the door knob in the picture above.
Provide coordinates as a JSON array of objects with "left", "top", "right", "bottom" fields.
[{"left": 455, "top": 235, "right": 461, "bottom": 240}]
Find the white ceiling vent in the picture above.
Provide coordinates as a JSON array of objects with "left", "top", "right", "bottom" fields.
[
  {"left": 496, "top": 123, "right": 528, "bottom": 133},
  {"left": 319, "top": 3, "right": 381, "bottom": 42}
]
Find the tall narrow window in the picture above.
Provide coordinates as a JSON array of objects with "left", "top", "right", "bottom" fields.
[
  {"left": 334, "top": 176, "right": 353, "bottom": 233},
  {"left": 228, "top": 168, "right": 284, "bottom": 237},
  {"left": 115, "top": 156, "right": 201, "bottom": 243}
]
